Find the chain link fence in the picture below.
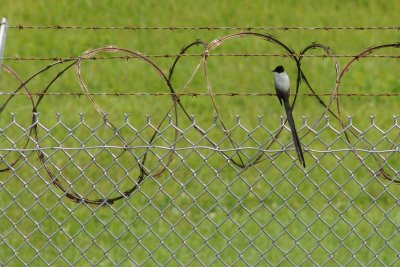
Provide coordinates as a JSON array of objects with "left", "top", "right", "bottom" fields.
[{"left": 0, "top": 113, "right": 399, "bottom": 266}]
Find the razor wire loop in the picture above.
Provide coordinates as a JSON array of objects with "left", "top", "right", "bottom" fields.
[
  {"left": 1, "top": 31, "right": 399, "bottom": 206},
  {"left": 36, "top": 47, "right": 182, "bottom": 205},
  {"left": 334, "top": 42, "right": 400, "bottom": 182}
]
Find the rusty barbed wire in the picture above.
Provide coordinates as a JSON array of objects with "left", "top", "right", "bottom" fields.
[
  {"left": 2, "top": 53, "right": 400, "bottom": 61},
  {"left": 9, "top": 25, "right": 400, "bottom": 31},
  {"left": 0, "top": 91, "right": 399, "bottom": 97}
]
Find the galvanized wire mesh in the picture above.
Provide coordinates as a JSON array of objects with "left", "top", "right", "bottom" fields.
[{"left": 0, "top": 113, "right": 399, "bottom": 266}]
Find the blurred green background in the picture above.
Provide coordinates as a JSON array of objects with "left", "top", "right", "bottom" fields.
[{"left": 0, "top": 1, "right": 399, "bottom": 266}]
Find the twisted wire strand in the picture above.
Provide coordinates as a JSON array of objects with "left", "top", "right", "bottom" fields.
[
  {"left": 9, "top": 25, "right": 400, "bottom": 31},
  {"left": 1, "top": 91, "right": 399, "bottom": 97},
  {"left": 3, "top": 53, "right": 400, "bottom": 61}
]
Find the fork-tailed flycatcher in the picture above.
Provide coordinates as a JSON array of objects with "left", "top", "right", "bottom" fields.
[{"left": 272, "top": 65, "right": 306, "bottom": 167}]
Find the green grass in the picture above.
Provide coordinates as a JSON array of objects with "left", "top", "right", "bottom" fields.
[{"left": 1, "top": 1, "right": 400, "bottom": 266}]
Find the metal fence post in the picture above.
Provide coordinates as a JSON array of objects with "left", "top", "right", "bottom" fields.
[{"left": 0, "top": 17, "right": 8, "bottom": 73}]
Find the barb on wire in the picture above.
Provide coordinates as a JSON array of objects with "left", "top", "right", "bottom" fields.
[
  {"left": 1, "top": 91, "right": 399, "bottom": 97},
  {"left": 4, "top": 53, "right": 400, "bottom": 61},
  {"left": 1, "top": 31, "right": 399, "bottom": 206},
  {"left": 9, "top": 25, "right": 400, "bottom": 31}
]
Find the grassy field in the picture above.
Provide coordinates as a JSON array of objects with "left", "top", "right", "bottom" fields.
[{"left": 1, "top": 1, "right": 400, "bottom": 266}]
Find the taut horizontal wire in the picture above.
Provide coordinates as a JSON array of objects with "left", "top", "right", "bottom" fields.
[
  {"left": 0, "top": 145, "right": 397, "bottom": 153},
  {"left": 2, "top": 53, "right": 400, "bottom": 61},
  {"left": 0, "top": 92, "right": 399, "bottom": 97},
  {"left": 9, "top": 25, "right": 400, "bottom": 31}
]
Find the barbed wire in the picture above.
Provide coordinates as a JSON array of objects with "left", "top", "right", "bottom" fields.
[
  {"left": 2, "top": 53, "right": 400, "bottom": 61},
  {"left": 9, "top": 25, "right": 400, "bottom": 31},
  {"left": 1, "top": 91, "right": 399, "bottom": 97}
]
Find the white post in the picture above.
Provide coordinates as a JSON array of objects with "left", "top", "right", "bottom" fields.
[{"left": 0, "top": 18, "right": 8, "bottom": 73}]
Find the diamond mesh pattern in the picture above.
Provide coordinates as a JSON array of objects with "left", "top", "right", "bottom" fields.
[{"left": 0, "top": 114, "right": 399, "bottom": 266}]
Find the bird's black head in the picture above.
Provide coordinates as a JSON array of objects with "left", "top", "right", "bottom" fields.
[{"left": 272, "top": 65, "right": 285, "bottom": 73}]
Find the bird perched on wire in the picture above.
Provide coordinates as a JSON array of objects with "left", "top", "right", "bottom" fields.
[{"left": 272, "top": 65, "right": 306, "bottom": 167}]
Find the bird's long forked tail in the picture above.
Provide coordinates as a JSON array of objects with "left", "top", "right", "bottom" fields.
[{"left": 282, "top": 98, "right": 306, "bottom": 167}]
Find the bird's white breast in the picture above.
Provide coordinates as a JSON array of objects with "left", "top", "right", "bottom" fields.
[{"left": 274, "top": 72, "right": 290, "bottom": 93}]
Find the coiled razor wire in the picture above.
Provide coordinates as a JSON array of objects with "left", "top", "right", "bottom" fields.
[{"left": 1, "top": 32, "right": 399, "bottom": 206}]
